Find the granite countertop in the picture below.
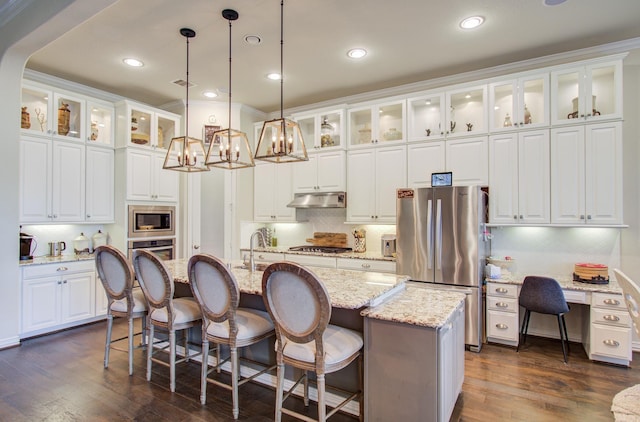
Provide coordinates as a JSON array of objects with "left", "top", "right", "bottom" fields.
[
  {"left": 361, "top": 286, "right": 466, "bottom": 329},
  {"left": 486, "top": 271, "right": 623, "bottom": 294},
  {"left": 164, "top": 259, "right": 407, "bottom": 310},
  {"left": 240, "top": 247, "right": 396, "bottom": 262},
  {"left": 19, "top": 254, "right": 96, "bottom": 266}
]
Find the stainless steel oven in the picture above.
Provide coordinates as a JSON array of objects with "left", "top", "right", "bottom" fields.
[
  {"left": 128, "top": 205, "right": 175, "bottom": 238},
  {"left": 128, "top": 238, "right": 175, "bottom": 261}
]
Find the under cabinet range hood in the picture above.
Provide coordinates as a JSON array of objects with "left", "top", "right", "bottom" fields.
[{"left": 287, "top": 192, "right": 347, "bottom": 208}]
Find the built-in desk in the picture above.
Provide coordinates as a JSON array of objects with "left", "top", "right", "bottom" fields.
[{"left": 486, "top": 274, "right": 632, "bottom": 366}]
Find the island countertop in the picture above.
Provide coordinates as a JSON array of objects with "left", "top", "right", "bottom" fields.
[{"left": 164, "top": 259, "right": 407, "bottom": 310}]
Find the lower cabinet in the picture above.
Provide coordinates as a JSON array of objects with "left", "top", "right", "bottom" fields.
[
  {"left": 284, "top": 254, "right": 337, "bottom": 268},
  {"left": 485, "top": 282, "right": 520, "bottom": 346},
  {"left": 95, "top": 274, "right": 109, "bottom": 317},
  {"left": 21, "top": 261, "right": 98, "bottom": 338},
  {"left": 336, "top": 258, "right": 396, "bottom": 274},
  {"left": 585, "top": 292, "right": 632, "bottom": 366}
]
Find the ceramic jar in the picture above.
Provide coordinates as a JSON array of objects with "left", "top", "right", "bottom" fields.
[
  {"left": 21, "top": 107, "right": 31, "bottom": 129},
  {"left": 58, "top": 103, "right": 70, "bottom": 135},
  {"left": 73, "top": 233, "right": 91, "bottom": 255},
  {"left": 92, "top": 230, "right": 108, "bottom": 249}
]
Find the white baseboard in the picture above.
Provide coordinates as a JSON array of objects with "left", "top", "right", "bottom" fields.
[{"left": 0, "top": 335, "right": 20, "bottom": 350}]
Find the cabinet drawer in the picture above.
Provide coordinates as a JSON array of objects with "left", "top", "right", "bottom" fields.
[
  {"left": 486, "top": 282, "right": 518, "bottom": 298},
  {"left": 486, "top": 310, "right": 519, "bottom": 341},
  {"left": 336, "top": 258, "right": 396, "bottom": 273},
  {"left": 243, "top": 252, "right": 284, "bottom": 263},
  {"left": 591, "top": 308, "right": 630, "bottom": 328},
  {"left": 23, "top": 260, "right": 95, "bottom": 279},
  {"left": 590, "top": 323, "right": 632, "bottom": 360},
  {"left": 592, "top": 292, "right": 625, "bottom": 310},
  {"left": 284, "top": 254, "right": 337, "bottom": 269},
  {"left": 487, "top": 296, "right": 518, "bottom": 313}
]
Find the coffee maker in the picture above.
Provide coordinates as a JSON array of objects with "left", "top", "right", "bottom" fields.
[{"left": 20, "top": 231, "right": 36, "bottom": 260}]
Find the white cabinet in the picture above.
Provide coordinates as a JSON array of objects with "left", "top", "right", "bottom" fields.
[
  {"left": 550, "top": 59, "right": 622, "bottom": 126},
  {"left": 284, "top": 254, "right": 337, "bottom": 269},
  {"left": 407, "top": 141, "right": 446, "bottom": 188},
  {"left": 19, "top": 136, "right": 86, "bottom": 223},
  {"left": 550, "top": 122, "right": 622, "bottom": 225},
  {"left": 336, "top": 258, "right": 396, "bottom": 273},
  {"left": 116, "top": 100, "right": 180, "bottom": 150},
  {"left": 126, "top": 148, "right": 179, "bottom": 202},
  {"left": 253, "top": 161, "right": 295, "bottom": 222},
  {"left": 21, "top": 261, "right": 96, "bottom": 338},
  {"left": 407, "top": 92, "right": 446, "bottom": 141},
  {"left": 348, "top": 99, "right": 405, "bottom": 147},
  {"left": 86, "top": 100, "right": 115, "bottom": 146},
  {"left": 586, "top": 292, "right": 632, "bottom": 366},
  {"left": 489, "top": 72, "right": 549, "bottom": 132},
  {"left": 293, "top": 108, "right": 345, "bottom": 151},
  {"left": 85, "top": 146, "right": 114, "bottom": 222},
  {"left": 485, "top": 282, "right": 520, "bottom": 346},
  {"left": 347, "top": 145, "right": 407, "bottom": 223},
  {"left": 95, "top": 274, "right": 109, "bottom": 317},
  {"left": 489, "top": 130, "right": 550, "bottom": 224},
  {"left": 292, "top": 150, "right": 345, "bottom": 193},
  {"left": 445, "top": 136, "right": 489, "bottom": 186}
]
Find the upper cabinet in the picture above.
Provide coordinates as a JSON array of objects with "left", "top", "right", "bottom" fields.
[
  {"left": 293, "top": 108, "right": 345, "bottom": 151},
  {"left": 115, "top": 100, "right": 180, "bottom": 150},
  {"left": 86, "top": 100, "right": 115, "bottom": 146},
  {"left": 348, "top": 99, "right": 405, "bottom": 148},
  {"left": 488, "top": 72, "right": 549, "bottom": 132},
  {"left": 407, "top": 84, "right": 487, "bottom": 142},
  {"left": 550, "top": 59, "right": 622, "bottom": 126}
]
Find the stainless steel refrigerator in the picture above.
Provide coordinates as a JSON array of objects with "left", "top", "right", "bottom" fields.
[{"left": 396, "top": 185, "right": 487, "bottom": 352}]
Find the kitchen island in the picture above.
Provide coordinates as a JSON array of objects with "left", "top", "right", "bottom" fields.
[{"left": 165, "top": 258, "right": 465, "bottom": 422}]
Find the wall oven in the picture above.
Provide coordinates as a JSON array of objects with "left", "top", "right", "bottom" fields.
[
  {"left": 128, "top": 238, "right": 175, "bottom": 261},
  {"left": 128, "top": 205, "right": 175, "bottom": 238}
]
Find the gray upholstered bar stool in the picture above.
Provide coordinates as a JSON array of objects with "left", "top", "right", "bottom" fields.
[
  {"left": 132, "top": 249, "right": 202, "bottom": 392},
  {"left": 188, "top": 254, "right": 276, "bottom": 419},
  {"left": 517, "top": 276, "right": 570, "bottom": 363},
  {"left": 262, "top": 261, "right": 364, "bottom": 422},
  {"left": 95, "top": 245, "right": 148, "bottom": 375}
]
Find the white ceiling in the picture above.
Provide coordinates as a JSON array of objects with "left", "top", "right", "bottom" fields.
[{"left": 24, "top": 0, "right": 640, "bottom": 113}]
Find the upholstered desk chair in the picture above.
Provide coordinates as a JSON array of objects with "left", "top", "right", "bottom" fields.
[
  {"left": 517, "top": 276, "right": 570, "bottom": 363},
  {"left": 95, "top": 245, "right": 147, "bottom": 375},
  {"left": 132, "top": 250, "right": 201, "bottom": 392},
  {"left": 188, "top": 254, "right": 276, "bottom": 419},
  {"left": 262, "top": 261, "right": 364, "bottom": 422}
]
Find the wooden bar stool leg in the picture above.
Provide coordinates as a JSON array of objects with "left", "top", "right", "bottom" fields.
[
  {"left": 303, "top": 370, "right": 309, "bottom": 406},
  {"left": 169, "top": 330, "right": 176, "bottom": 392},
  {"left": 317, "top": 373, "right": 326, "bottom": 421},
  {"left": 200, "top": 338, "right": 209, "bottom": 405},
  {"left": 231, "top": 347, "right": 239, "bottom": 419},
  {"left": 275, "top": 361, "right": 285, "bottom": 422},
  {"left": 128, "top": 317, "right": 134, "bottom": 375},
  {"left": 146, "top": 322, "right": 154, "bottom": 381},
  {"left": 104, "top": 313, "right": 113, "bottom": 368}
]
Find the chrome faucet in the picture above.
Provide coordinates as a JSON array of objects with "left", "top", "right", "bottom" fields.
[{"left": 249, "top": 230, "right": 266, "bottom": 272}]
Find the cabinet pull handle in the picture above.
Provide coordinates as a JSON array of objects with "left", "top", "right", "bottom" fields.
[
  {"left": 362, "top": 263, "right": 371, "bottom": 269},
  {"left": 603, "top": 314, "right": 620, "bottom": 322},
  {"left": 513, "top": 215, "right": 517, "bottom": 220},
  {"left": 258, "top": 255, "right": 264, "bottom": 259},
  {"left": 63, "top": 280, "right": 67, "bottom": 284},
  {"left": 496, "top": 302, "right": 509, "bottom": 308},
  {"left": 495, "top": 287, "right": 508, "bottom": 294},
  {"left": 603, "top": 298, "right": 621, "bottom": 306},
  {"left": 603, "top": 339, "right": 620, "bottom": 347},
  {"left": 57, "top": 267, "right": 68, "bottom": 272},
  {"left": 496, "top": 323, "right": 508, "bottom": 330},
  {"left": 587, "top": 215, "right": 592, "bottom": 220},
  {"left": 193, "top": 245, "right": 200, "bottom": 250},
  {"left": 57, "top": 281, "right": 62, "bottom": 285}
]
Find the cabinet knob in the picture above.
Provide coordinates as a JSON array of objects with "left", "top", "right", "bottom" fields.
[
  {"left": 513, "top": 215, "right": 517, "bottom": 220},
  {"left": 57, "top": 281, "right": 62, "bottom": 285},
  {"left": 63, "top": 280, "right": 67, "bottom": 284},
  {"left": 603, "top": 314, "right": 620, "bottom": 322},
  {"left": 86, "top": 214, "right": 91, "bottom": 218},
  {"left": 603, "top": 298, "right": 621, "bottom": 306},
  {"left": 362, "top": 263, "right": 371, "bottom": 269},
  {"left": 57, "top": 267, "right": 68, "bottom": 272},
  {"left": 495, "top": 287, "right": 508, "bottom": 294},
  {"left": 496, "top": 302, "right": 509, "bottom": 308},
  {"left": 603, "top": 339, "right": 620, "bottom": 347},
  {"left": 587, "top": 215, "right": 592, "bottom": 220},
  {"left": 53, "top": 214, "right": 58, "bottom": 218},
  {"left": 495, "top": 323, "right": 508, "bottom": 330},
  {"left": 48, "top": 214, "right": 53, "bottom": 218},
  {"left": 193, "top": 245, "right": 200, "bottom": 250},
  {"left": 519, "top": 215, "right": 523, "bottom": 219},
  {"left": 580, "top": 215, "right": 585, "bottom": 220}
]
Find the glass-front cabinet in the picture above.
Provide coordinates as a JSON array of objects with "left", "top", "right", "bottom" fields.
[
  {"left": 446, "top": 84, "right": 487, "bottom": 137},
  {"left": 116, "top": 100, "right": 180, "bottom": 150},
  {"left": 86, "top": 100, "right": 114, "bottom": 146},
  {"left": 348, "top": 99, "right": 405, "bottom": 148},
  {"left": 489, "top": 72, "right": 549, "bottom": 132},
  {"left": 407, "top": 93, "right": 446, "bottom": 141},
  {"left": 550, "top": 59, "right": 622, "bottom": 126},
  {"left": 293, "top": 108, "right": 345, "bottom": 151},
  {"left": 53, "top": 92, "right": 85, "bottom": 141},
  {"left": 21, "top": 83, "right": 52, "bottom": 136}
]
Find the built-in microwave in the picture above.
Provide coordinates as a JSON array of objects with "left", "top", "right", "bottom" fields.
[{"left": 128, "top": 205, "right": 175, "bottom": 238}]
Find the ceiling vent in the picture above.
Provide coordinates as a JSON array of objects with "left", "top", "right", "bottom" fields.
[{"left": 171, "top": 79, "right": 196, "bottom": 88}]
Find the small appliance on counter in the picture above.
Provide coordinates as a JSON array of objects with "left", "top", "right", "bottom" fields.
[
  {"left": 73, "top": 233, "right": 91, "bottom": 255},
  {"left": 381, "top": 234, "right": 396, "bottom": 257},
  {"left": 20, "top": 231, "right": 37, "bottom": 260},
  {"left": 48, "top": 241, "right": 66, "bottom": 257}
]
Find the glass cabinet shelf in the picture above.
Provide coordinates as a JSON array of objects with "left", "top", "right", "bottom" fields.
[
  {"left": 293, "top": 108, "right": 344, "bottom": 151},
  {"left": 348, "top": 100, "right": 405, "bottom": 147}
]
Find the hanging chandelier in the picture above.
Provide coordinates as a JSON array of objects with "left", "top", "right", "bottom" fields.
[
  {"left": 205, "top": 9, "right": 255, "bottom": 170},
  {"left": 163, "top": 28, "right": 209, "bottom": 172},
  {"left": 254, "top": 0, "right": 308, "bottom": 163}
]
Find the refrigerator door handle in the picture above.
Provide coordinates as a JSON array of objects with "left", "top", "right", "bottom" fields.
[
  {"left": 436, "top": 198, "right": 442, "bottom": 270},
  {"left": 427, "top": 199, "right": 433, "bottom": 269}
]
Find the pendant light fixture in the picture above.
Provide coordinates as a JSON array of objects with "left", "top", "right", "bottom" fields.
[
  {"left": 163, "top": 28, "right": 209, "bottom": 172},
  {"left": 205, "top": 9, "right": 255, "bottom": 170},
  {"left": 254, "top": 0, "right": 308, "bottom": 163}
]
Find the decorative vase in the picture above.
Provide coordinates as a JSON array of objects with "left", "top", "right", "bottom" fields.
[
  {"left": 57, "top": 103, "right": 70, "bottom": 135},
  {"left": 354, "top": 238, "right": 366, "bottom": 253},
  {"left": 523, "top": 106, "right": 532, "bottom": 124},
  {"left": 21, "top": 107, "right": 31, "bottom": 129},
  {"left": 503, "top": 114, "right": 512, "bottom": 127},
  {"left": 90, "top": 121, "right": 99, "bottom": 141}
]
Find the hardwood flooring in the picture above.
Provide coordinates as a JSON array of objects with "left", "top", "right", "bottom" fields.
[{"left": 1, "top": 320, "right": 638, "bottom": 421}]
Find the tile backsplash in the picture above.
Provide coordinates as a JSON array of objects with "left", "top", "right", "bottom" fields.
[{"left": 20, "top": 224, "right": 107, "bottom": 258}]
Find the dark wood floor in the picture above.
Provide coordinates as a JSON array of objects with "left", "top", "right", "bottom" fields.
[{"left": 1, "top": 320, "right": 639, "bottom": 421}]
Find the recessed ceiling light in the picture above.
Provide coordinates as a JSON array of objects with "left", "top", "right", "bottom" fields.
[
  {"left": 202, "top": 91, "right": 218, "bottom": 98},
  {"left": 544, "top": 0, "right": 567, "bottom": 5},
  {"left": 460, "top": 16, "right": 484, "bottom": 30},
  {"left": 123, "top": 58, "right": 144, "bottom": 67},
  {"left": 347, "top": 48, "right": 367, "bottom": 59},
  {"left": 244, "top": 35, "right": 262, "bottom": 45},
  {"left": 266, "top": 72, "right": 281, "bottom": 80}
]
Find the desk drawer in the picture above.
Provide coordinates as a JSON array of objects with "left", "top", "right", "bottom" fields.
[
  {"left": 590, "top": 324, "right": 632, "bottom": 360},
  {"left": 591, "top": 308, "right": 630, "bottom": 328},
  {"left": 486, "top": 282, "right": 518, "bottom": 298},
  {"left": 592, "top": 293, "right": 625, "bottom": 310},
  {"left": 487, "top": 296, "right": 518, "bottom": 313},
  {"left": 487, "top": 310, "right": 519, "bottom": 341}
]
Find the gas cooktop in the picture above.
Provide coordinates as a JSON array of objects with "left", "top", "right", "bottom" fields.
[{"left": 288, "top": 245, "right": 352, "bottom": 254}]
